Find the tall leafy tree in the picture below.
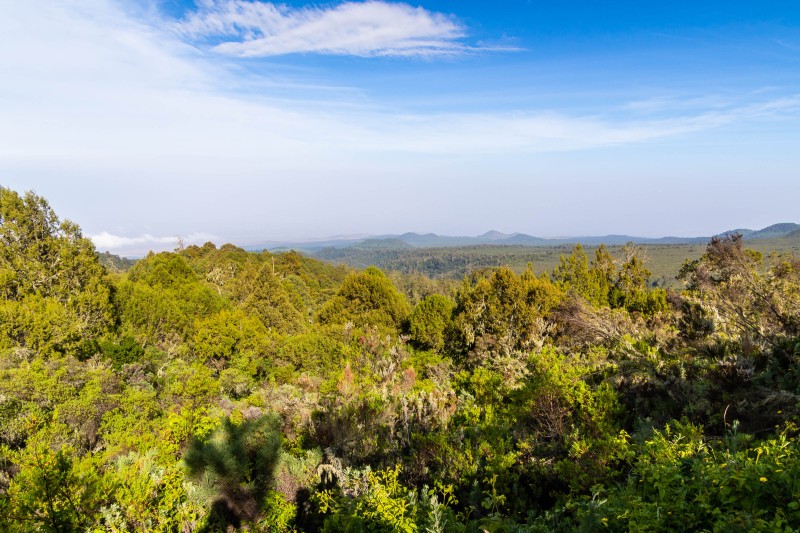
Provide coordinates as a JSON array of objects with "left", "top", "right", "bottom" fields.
[
  {"left": 588, "top": 244, "right": 615, "bottom": 306},
  {"left": 235, "top": 262, "right": 306, "bottom": 334},
  {"left": 552, "top": 244, "right": 592, "bottom": 297},
  {"left": 0, "top": 188, "right": 114, "bottom": 357},
  {"left": 117, "top": 252, "right": 224, "bottom": 349},
  {"left": 408, "top": 294, "right": 455, "bottom": 351},
  {"left": 553, "top": 244, "right": 615, "bottom": 307},
  {"left": 610, "top": 242, "right": 667, "bottom": 315},
  {"left": 450, "top": 267, "right": 561, "bottom": 368},
  {"left": 316, "top": 266, "right": 410, "bottom": 330}
]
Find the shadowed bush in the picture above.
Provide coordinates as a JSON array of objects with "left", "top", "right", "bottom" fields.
[{"left": 185, "top": 413, "right": 282, "bottom": 530}]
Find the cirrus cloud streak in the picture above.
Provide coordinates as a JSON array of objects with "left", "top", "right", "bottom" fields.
[{"left": 175, "top": 0, "right": 508, "bottom": 57}]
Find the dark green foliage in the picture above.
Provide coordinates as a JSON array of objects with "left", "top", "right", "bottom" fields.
[
  {"left": 552, "top": 244, "right": 595, "bottom": 302},
  {"left": 100, "top": 336, "right": 145, "bottom": 369},
  {"left": 316, "top": 266, "right": 411, "bottom": 329},
  {"left": 610, "top": 285, "right": 668, "bottom": 316},
  {"left": 0, "top": 188, "right": 115, "bottom": 357},
  {"left": 180, "top": 244, "right": 348, "bottom": 312},
  {"left": 590, "top": 244, "right": 615, "bottom": 303},
  {"left": 450, "top": 267, "right": 561, "bottom": 366},
  {"left": 275, "top": 332, "right": 347, "bottom": 378},
  {"left": 117, "top": 252, "right": 225, "bottom": 347},
  {"left": 552, "top": 242, "right": 668, "bottom": 317},
  {"left": 235, "top": 262, "right": 306, "bottom": 334},
  {"left": 127, "top": 251, "right": 199, "bottom": 289},
  {"left": 191, "top": 308, "right": 275, "bottom": 376},
  {"left": 408, "top": 294, "right": 454, "bottom": 351}
]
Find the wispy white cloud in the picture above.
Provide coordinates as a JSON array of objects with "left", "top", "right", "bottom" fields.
[
  {"left": 357, "top": 110, "right": 734, "bottom": 154},
  {"left": 774, "top": 39, "right": 800, "bottom": 52},
  {"left": 620, "top": 92, "right": 800, "bottom": 119},
  {"left": 744, "top": 95, "right": 800, "bottom": 117},
  {"left": 175, "top": 0, "right": 504, "bottom": 58}
]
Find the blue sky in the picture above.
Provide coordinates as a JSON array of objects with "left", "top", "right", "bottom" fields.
[{"left": 1, "top": 1, "right": 799, "bottom": 255}]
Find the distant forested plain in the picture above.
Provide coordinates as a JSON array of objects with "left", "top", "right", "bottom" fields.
[
  {"left": 314, "top": 237, "right": 800, "bottom": 287},
  {"left": 3, "top": 186, "right": 800, "bottom": 532}
]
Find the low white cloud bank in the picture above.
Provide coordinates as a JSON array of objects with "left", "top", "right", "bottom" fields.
[
  {"left": 175, "top": 0, "right": 491, "bottom": 57},
  {"left": 90, "top": 231, "right": 219, "bottom": 256}
]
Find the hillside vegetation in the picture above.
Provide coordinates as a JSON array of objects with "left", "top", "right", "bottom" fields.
[{"left": 2, "top": 187, "right": 800, "bottom": 532}]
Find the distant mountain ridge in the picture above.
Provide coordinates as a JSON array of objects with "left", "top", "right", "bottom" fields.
[
  {"left": 246, "top": 223, "right": 800, "bottom": 253},
  {"left": 747, "top": 223, "right": 800, "bottom": 239}
]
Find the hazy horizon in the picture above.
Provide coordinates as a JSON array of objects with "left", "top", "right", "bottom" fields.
[
  {"left": 92, "top": 222, "right": 798, "bottom": 259},
  {"left": 3, "top": 1, "right": 800, "bottom": 256}
]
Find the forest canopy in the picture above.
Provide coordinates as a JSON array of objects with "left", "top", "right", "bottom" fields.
[{"left": 2, "top": 187, "right": 800, "bottom": 532}]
